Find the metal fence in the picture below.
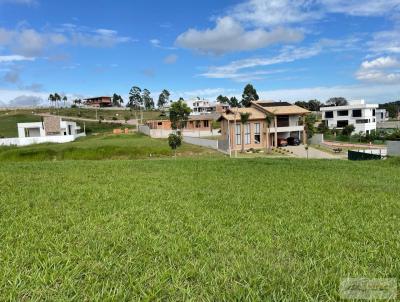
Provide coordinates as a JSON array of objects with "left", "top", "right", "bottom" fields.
[{"left": 348, "top": 150, "right": 383, "bottom": 160}]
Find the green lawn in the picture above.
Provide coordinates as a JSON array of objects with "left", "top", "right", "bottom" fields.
[
  {"left": 0, "top": 133, "right": 220, "bottom": 161},
  {"left": 34, "top": 107, "right": 164, "bottom": 121},
  {"left": 0, "top": 157, "right": 399, "bottom": 300},
  {"left": 0, "top": 113, "right": 41, "bottom": 138}
]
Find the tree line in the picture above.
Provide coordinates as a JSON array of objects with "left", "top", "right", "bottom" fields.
[{"left": 127, "top": 86, "right": 171, "bottom": 110}]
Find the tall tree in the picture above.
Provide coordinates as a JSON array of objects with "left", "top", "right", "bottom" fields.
[
  {"left": 54, "top": 93, "right": 61, "bottom": 111},
  {"left": 128, "top": 86, "right": 142, "bottom": 109},
  {"left": 62, "top": 95, "right": 68, "bottom": 107},
  {"left": 326, "top": 97, "right": 348, "bottom": 106},
  {"left": 157, "top": 89, "right": 170, "bottom": 108},
  {"left": 265, "top": 112, "right": 274, "bottom": 153},
  {"left": 112, "top": 93, "right": 123, "bottom": 107},
  {"left": 241, "top": 84, "right": 259, "bottom": 107},
  {"left": 295, "top": 100, "right": 321, "bottom": 112},
  {"left": 48, "top": 94, "right": 55, "bottom": 108},
  {"left": 217, "top": 95, "right": 229, "bottom": 104},
  {"left": 228, "top": 96, "right": 240, "bottom": 108},
  {"left": 239, "top": 112, "right": 251, "bottom": 153},
  {"left": 169, "top": 99, "right": 192, "bottom": 131},
  {"left": 142, "top": 89, "right": 154, "bottom": 110}
]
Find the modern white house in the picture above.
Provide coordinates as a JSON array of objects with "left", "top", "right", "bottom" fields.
[
  {"left": 376, "top": 109, "right": 389, "bottom": 123},
  {"left": 0, "top": 116, "right": 85, "bottom": 146},
  {"left": 320, "top": 100, "right": 378, "bottom": 134},
  {"left": 191, "top": 100, "right": 229, "bottom": 115}
]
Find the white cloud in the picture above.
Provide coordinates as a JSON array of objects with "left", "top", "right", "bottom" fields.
[
  {"left": 230, "top": 0, "right": 400, "bottom": 27},
  {"left": 356, "top": 56, "right": 400, "bottom": 83},
  {"left": 368, "top": 29, "right": 400, "bottom": 54},
  {"left": 150, "top": 39, "right": 161, "bottom": 47},
  {"left": 257, "top": 83, "right": 400, "bottom": 102},
  {"left": 230, "top": 0, "right": 322, "bottom": 27},
  {"left": 361, "top": 56, "right": 400, "bottom": 69},
  {"left": 200, "top": 42, "right": 322, "bottom": 80},
  {"left": 0, "top": 25, "right": 132, "bottom": 57},
  {"left": 176, "top": 17, "right": 303, "bottom": 54},
  {"left": 164, "top": 54, "right": 178, "bottom": 64},
  {"left": 0, "top": 0, "right": 37, "bottom": 5},
  {"left": 322, "top": 0, "right": 400, "bottom": 17},
  {"left": 0, "top": 55, "right": 35, "bottom": 62}
]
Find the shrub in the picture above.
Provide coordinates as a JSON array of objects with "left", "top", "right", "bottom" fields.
[{"left": 342, "top": 125, "right": 355, "bottom": 136}]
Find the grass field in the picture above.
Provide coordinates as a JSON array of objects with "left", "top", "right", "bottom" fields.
[
  {"left": 0, "top": 113, "right": 41, "bottom": 138},
  {"left": 34, "top": 107, "right": 164, "bottom": 121},
  {"left": 0, "top": 133, "right": 219, "bottom": 161},
  {"left": 1, "top": 157, "right": 399, "bottom": 300}
]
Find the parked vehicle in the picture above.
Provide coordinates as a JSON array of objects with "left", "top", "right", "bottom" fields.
[
  {"left": 287, "top": 137, "right": 301, "bottom": 146},
  {"left": 277, "top": 138, "right": 288, "bottom": 147}
]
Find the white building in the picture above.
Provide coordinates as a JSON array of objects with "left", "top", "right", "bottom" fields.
[
  {"left": 320, "top": 100, "right": 378, "bottom": 134},
  {"left": 376, "top": 109, "right": 389, "bottom": 123},
  {"left": 191, "top": 100, "right": 229, "bottom": 115},
  {"left": 18, "top": 117, "right": 81, "bottom": 138},
  {"left": 0, "top": 116, "right": 84, "bottom": 147}
]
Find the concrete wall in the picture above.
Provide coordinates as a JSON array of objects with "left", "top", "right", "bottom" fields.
[
  {"left": 183, "top": 136, "right": 218, "bottom": 150},
  {"left": 310, "top": 133, "right": 324, "bottom": 145},
  {"left": 138, "top": 124, "right": 219, "bottom": 138},
  {"left": 387, "top": 141, "right": 400, "bottom": 156},
  {"left": 0, "top": 133, "right": 86, "bottom": 147}
]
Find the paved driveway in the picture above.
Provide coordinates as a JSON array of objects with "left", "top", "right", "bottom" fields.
[{"left": 285, "top": 145, "right": 342, "bottom": 159}]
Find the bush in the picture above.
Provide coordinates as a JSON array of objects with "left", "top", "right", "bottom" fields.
[
  {"left": 342, "top": 125, "right": 355, "bottom": 136},
  {"left": 317, "top": 122, "right": 329, "bottom": 134}
]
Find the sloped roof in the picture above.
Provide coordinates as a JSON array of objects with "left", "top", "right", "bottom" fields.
[
  {"left": 218, "top": 107, "right": 266, "bottom": 121},
  {"left": 252, "top": 101, "right": 309, "bottom": 115}
]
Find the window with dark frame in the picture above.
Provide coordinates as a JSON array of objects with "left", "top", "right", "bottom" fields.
[
  {"left": 254, "top": 123, "right": 260, "bottom": 144},
  {"left": 235, "top": 124, "right": 241, "bottom": 145},
  {"left": 337, "top": 110, "right": 348, "bottom": 116},
  {"left": 352, "top": 109, "right": 362, "bottom": 117},
  {"left": 325, "top": 111, "right": 334, "bottom": 118},
  {"left": 337, "top": 120, "right": 348, "bottom": 127},
  {"left": 245, "top": 123, "right": 250, "bottom": 144}
]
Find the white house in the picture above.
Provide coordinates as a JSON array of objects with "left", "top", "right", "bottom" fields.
[
  {"left": 320, "top": 100, "right": 378, "bottom": 134},
  {"left": 0, "top": 116, "right": 85, "bottom": 147},
  {"left": 191, "top": 100, "right": 229, "bottom": 115},
  {"left": 18, "top": 117, "right": 81, "bottom": 138},
  {"left": 376, "top": 109, "right": 389, "bottom": 123}
]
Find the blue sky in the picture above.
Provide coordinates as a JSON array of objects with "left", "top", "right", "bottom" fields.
[{"left": 0, "top": 0, "right": 399, "bottom": 106}]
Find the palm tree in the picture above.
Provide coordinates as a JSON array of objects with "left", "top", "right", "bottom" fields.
[
  {"left": 239, "top": 112, "right": 251, "bottom": 153},
  {"left": 48, "top": 94, "right": 55, "bottom": 110},
  {"left": 265, "top": 112, "right": 274, "bottom": 153},
  {"left": 62, "top": 95, "right": 68, "bottom": 108},
  {"left": 54, "top": 93, "right": 61, "bottom": 114}
]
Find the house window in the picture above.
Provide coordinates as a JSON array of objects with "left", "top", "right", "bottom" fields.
[
  {"left": 372, "top": 109, "right": 376, "bottom": 116},
  {"left": 245, "top": 123, "right": 250, "bottom": 144},
  {"left": 352, "top": 109, "right": 362, "bottom": 117},
  {"left": 254, "top": 123, "right": 260, "bottom": 144},
  {"left": 235, "top": 124, "right": 241, "bottom": 145},
  {"left": 277, "top": 115, "right": 289, "bottom": 127},
  {"left": 195, "top": 121, "right": 201, "bottom": 128},
  {"left": 325, "top": 111, "right": 334, "bottom": 118},
  {"left": 204, "top": 120, "right": 209, "bottom": 127},
  {"left": 356, "top": 119, "right": 368, "bottom": 124},
  {"left": 337, "top": 120, "right": 348, "bottom": 128},
  {"left": 337, "top": 110, "right": 348, "bottom": 116}
]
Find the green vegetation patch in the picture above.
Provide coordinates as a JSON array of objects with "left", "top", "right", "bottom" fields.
[
  {"left": 0, "top": 133, "right": 219, "bottom": 161},
  {"left": 0, "top": 113, "right": 41, "bottom": 138},
  {"left": 0, "top": 158, "right": 399, "bottom": 300}
]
